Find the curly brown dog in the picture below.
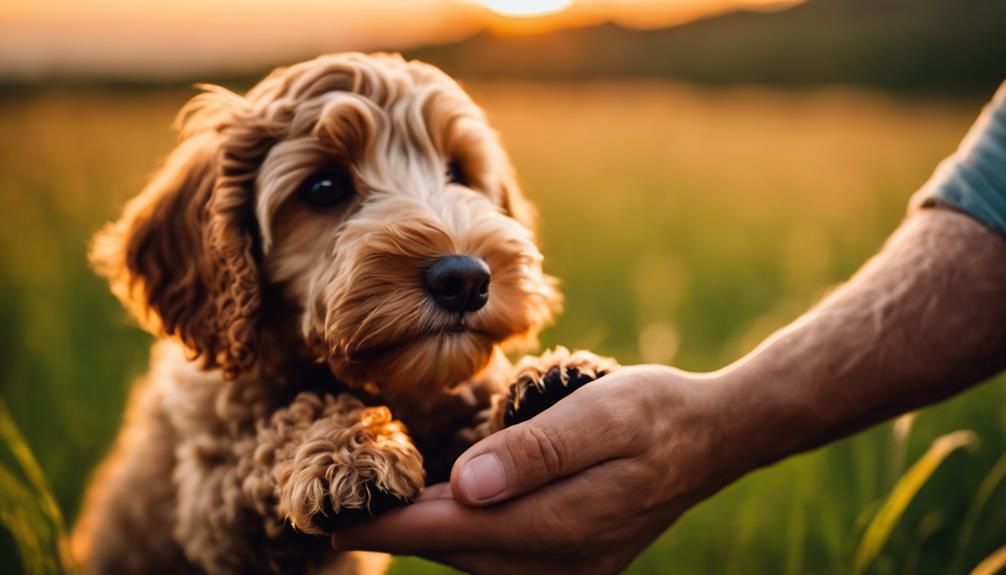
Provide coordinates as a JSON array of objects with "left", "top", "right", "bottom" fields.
[{"left": 72, "top": 52, "right": 619, "bottom": 575}]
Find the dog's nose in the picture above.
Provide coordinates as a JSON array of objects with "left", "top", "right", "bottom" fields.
[{"left": 424, "top": 255, "right": 491, "bottom": 313}]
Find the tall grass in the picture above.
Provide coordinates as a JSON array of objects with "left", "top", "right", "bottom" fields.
[
  {"left": 1, "top": 82, "right": 1004, "bottom": 573},
  {"left": 0, "top": 401, "right": 74, "bottom": 575},
  {"left": 855, "top": 430, "right": 977, "bottom": 574},
  {"left": 955, "top": 452, "right": 1006, "bottom": 574}
]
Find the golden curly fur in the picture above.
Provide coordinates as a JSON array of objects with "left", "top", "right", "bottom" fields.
[{"left": 73, "top": 52, "right": 611, "bottom": 575}]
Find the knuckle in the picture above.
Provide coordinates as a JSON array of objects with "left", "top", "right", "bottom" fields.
[
  {"left": 588, "top": 393, "right": 622, "bottom": 429},
  {"left": 585, "top": 392, "right": 642, "bottom": 453},
  {"left": 510, "top": 424, "right": 565, "bottom": 482}
]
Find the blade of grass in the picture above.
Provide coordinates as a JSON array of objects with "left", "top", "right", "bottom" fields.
[
  {"left": 0, "top": 463, "right": 58, "bottom": 575},
  {"left": 970, "top": 543, "right": 1006, "bottom": 575},
  {"left": 953, "top": 451, "right": 1006, "bottom": 574},
  {"left": 853, "top": 430, "right": 978, "bottom": 575},
  {"left": 888, "top": 413, "right": 916, "bottom": 489},
  {"left": 0, "top": 400, "right": 76, "bottom": 575}
]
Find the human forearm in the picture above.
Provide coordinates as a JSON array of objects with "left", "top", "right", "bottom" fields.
[{"left": 716, "top": 208, "right": 1006, "bottom": 476}]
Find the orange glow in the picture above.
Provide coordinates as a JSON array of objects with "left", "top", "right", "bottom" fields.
[{"left": 0, "top": 0, "right": 803, "bottom": 78}]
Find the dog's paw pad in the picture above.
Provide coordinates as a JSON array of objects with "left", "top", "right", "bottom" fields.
[{"left": 503, "top": 347, "right": 619, "bottom": 427}]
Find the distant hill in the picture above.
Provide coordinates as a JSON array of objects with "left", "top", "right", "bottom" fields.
[
  {"left": 4, "top": 0, "right": 1002, "bottom": 95},
  {"left": 405, "top": 0, "right": 1006, "bottom": 94}
]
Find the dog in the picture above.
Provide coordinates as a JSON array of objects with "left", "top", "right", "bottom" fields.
[{"left": 72, "top": 52, "right": 619, "bottom": 575}]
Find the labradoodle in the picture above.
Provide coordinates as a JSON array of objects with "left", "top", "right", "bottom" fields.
[{"left": 73, "top": 52, "right": 619, "bottom": 575}]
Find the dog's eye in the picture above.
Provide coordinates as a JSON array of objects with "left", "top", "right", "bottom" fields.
[
  {"left": 447, "top": 160, "right": 469, "bottom": 187},
  {"left": 299, "top": 167, "right": 355, "bottom": 209}
]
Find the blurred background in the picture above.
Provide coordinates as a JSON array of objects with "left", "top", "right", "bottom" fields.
[{"left": 2, "top": 0, "right": 1005, "bottom": 573}]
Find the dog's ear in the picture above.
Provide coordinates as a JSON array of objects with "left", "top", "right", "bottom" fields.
[{"left": 91, "top": 94, "right": 271, "bottom": 379}]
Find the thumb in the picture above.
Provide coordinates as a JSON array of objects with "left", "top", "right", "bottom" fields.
[{"left": 450, "top": 381, "right": 631, "bottom": 506}]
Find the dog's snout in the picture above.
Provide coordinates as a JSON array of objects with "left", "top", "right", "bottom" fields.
[{"left": 424, "top": 255, "right": 491, "bottom": 313}]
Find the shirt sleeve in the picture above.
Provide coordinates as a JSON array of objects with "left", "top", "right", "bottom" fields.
[{"left": 911, "top": 81, "right": 1006, "bottom": 239}]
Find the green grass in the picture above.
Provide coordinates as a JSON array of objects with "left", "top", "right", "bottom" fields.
[
  {"left": 1, "top": 82, "right": 1004, "bottom": 574},
  {"left": 0, "top": 401, "right": 75, "bottom": 575},
  {"left": 854, "top": 430, "right": 977, "bottom": 574}
]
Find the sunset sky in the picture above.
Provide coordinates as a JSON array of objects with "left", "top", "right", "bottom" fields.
[{"left": 0, "top": 0, "right": 799, "bottom": 79}]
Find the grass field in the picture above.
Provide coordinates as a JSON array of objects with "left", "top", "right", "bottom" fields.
[{"left": 1, "top": 81, "right": 1004, "bottom": 574}]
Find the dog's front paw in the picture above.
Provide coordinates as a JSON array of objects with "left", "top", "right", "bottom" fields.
[
  {"left": 277, "top": 402, "right": 425, "bottom": 535},
  {"left": 312, "top": 480, "right": 411, "bottom": 533},
  {"left": 502, "top": 347, "right": 619, "bottom": 427}
]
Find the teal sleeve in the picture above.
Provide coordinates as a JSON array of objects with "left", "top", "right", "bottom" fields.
[{"left": 915, "top": 82, "right": 1006, "bottom": 238}]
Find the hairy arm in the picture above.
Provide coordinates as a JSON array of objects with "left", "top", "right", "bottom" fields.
[{"left": 718, "top": 207, "right": 1006, "bottom": 478}]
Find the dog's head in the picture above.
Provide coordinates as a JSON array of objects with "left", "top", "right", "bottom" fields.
[{"left": 92, "top": 53, "right": 560, "bottom": 396}]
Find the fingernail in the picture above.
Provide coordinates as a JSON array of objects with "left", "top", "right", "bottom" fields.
[{"left": 459, "top": 453, "right": 507, "bottom": 503}]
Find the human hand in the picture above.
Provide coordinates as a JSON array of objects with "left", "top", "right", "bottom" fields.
[{"left": 331, "top": 365, "right": 747, "bottom": 575}]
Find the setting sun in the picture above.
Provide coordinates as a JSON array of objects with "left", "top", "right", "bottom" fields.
[{"left": 480, "top": 0, "right": 574, "bottom": 17}]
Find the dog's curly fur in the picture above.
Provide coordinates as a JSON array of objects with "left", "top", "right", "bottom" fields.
[{"left": 73, "top": 53, "right": 618, "bottom": 575}]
